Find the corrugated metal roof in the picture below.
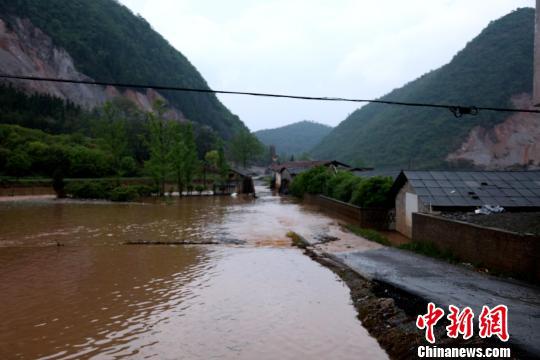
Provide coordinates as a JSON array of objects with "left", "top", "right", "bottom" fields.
[
  {"left": 402, "top": 170, "right": 540, "bottom": 208},
  {"left": 273, "top": 160, "right": 351, "bottom": 175},
  {"left": 351, "top": 169, "right": 401, "bottom": 179}
]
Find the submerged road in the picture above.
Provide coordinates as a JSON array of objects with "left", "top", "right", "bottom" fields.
[{"left": 324, "top": 247, "right": 540, "bottom": 355}]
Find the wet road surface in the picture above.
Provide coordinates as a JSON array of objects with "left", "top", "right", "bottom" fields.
[{"left": 332, "top": 247, "right": 540, "bottom": 355}]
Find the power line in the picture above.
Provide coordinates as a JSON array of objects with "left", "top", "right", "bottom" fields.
[{"left": 1, "top": 73, "right": 539, "bottom": 117}]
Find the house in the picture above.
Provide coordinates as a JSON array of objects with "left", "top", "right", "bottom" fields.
[
  {"left": 214, "top": 168, "right": 254, "bottom": 194},
  {"left": 271, "top": 160, "right": 351, "bottom": 193},
  {"left": 390, "top": 170, "right": 540, "bottom": 237},
  {"left": 351, "top": 168, "right": 400, "bottom": 180}
]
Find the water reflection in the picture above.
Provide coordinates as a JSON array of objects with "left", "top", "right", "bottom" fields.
[
  {"left": 0, "top": 197, "right": 235, "bottom": 247},
  {"left": 0, "top": 245, "right": 214, "bottom": 359}
]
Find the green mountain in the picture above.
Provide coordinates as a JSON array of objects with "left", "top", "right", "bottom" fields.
[
  {"left": 311, "top": 8, "right": 534, "bottom": 169},
  {"left": 255, "top": 120, "right": 333, "bottom": 156},
  {"left": 0, "top": 0, "right": 246, "bottom": 139}
]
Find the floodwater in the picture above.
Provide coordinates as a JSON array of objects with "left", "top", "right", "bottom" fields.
[{"left": 0, "top": 186, "right": 388, "bottom": 359}]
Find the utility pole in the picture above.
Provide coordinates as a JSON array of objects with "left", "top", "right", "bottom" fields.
[{"left": 534, "top": 0, "right": 540, "bottom": 106}]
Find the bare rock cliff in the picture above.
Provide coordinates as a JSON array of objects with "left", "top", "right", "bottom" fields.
[
  {"left": 0, "top": 16, "right": 184, "bottom": 119},
  {"left": 447, "top": 94, "right": 540, "bottom": 169}
]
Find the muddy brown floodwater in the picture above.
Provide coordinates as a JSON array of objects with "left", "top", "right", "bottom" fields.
[{"left": 0, "top": 186, "right": 388, "bottom": 359}]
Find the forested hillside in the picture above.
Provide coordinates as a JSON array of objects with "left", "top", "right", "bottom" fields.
[
  {"left": 255, "top": 121, "right": 332, "bottom": 157},
  {"left": 0, "top": 0, "right": 246, "bottom": 139},
  {"left": 311, "top": 8, "right": 534, "bottom": 169}
]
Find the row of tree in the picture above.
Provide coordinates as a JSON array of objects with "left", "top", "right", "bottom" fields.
[
  {"left": 289, "top": 166, "right": 393, "bottom": 208},
  {"left": 145, "top": 101, "right": 199, "bottom": 195},
  {"left": 0, "top": 97, "right": 266, "bottom": 195}
]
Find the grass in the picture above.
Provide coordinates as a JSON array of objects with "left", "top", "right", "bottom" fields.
[
  {"left": 345, "top": 224, "right": 461, "bottom": 264},
  {"left": 286, "top": 231, "right": 308, "bottom": 249},
  {"left": 398, "top": 242, "right": 460, "bottom": 264},
  {"left": 334, "top": 223, "right": 537, "bottom": 284},
  {"left": 345, "top": 224, "right": 391, "bottom": 246}
]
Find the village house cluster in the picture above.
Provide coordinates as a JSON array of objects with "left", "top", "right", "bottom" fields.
[{"left": 270, "top": 160, "right": 540, "bottom": 282}]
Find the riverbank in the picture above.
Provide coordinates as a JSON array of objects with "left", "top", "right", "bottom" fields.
[{"left": 290, "top": 231, "right": 539, "bottom": 358}]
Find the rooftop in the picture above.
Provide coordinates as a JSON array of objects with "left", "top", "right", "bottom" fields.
[
  {"left": 270, "top": 160, "right": 351, "bottom": 173},
  {"left": 392, "top": 170, "right": 540, "bottom": 208}
]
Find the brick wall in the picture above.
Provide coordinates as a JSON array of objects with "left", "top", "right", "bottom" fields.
[
  {"left": 0, "top": 186, "right": 54, "bottom": 196},
  {"left": 413, "top": 213, "right": 540, "bottom": 282}
]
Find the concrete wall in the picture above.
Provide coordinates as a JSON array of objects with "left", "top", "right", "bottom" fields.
[
  {"left": 413, "top": 213, "right": 540, "bottom": 282},
  {"left": 274, "top": 172, "right": 282, "bottom": 190},
  {"left": 304, "top": 194, "right": 393, "bottom": 230},
  {"left": 395, "top": 182, "right": 430, "bottom": 238}
]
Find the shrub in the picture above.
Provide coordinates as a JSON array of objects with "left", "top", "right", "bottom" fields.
[
  {"left": 68, "top": 146, "right": 112, "bottom": 178},
  {"left": 110, "top": 185, "right": 139, "bottom": 202},
  {"left": 65, "top": 180, "right": 115, "bottom": 199},
  {"left": 5, "top": 149, "right": 31, "bottom": 177},
  {"left": 119, "top": 156, "right": 137, "bottom": 176},
  {"left": 289, "top": 172, "right": 308, "bottom": 197},
  {"left": 290, "top": 166, "right": 332, "bottom": 197},
  {"left": 306, "top": 170, "right": 332, "bottom": 194},
  {"left": 65, "top": 181, "right": 153, "bottom": 201},
  {"left": 333, "top": 173, "right": 363, "bottom": 202},
  {"left": 350, "top": 176, "right": 393, "bottom": 208},
  {"left": 195, "top": 184, "right": 205, "bottom": 194},
  {"left": 26, "top": 141, "right": 50, "bottom": 174},
  {"left": 324, "top": 171, "right": 352, "bottom": 198},
  {"left": 0, "top": 147, "right": 10, "bottom": 169},
  {"left": 132, "top": 184, "right": 154, "bottom": 197}
]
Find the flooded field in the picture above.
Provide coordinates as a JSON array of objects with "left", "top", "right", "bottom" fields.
[{"left": 0, "top": 187, "right": 387, "bottom": 359}]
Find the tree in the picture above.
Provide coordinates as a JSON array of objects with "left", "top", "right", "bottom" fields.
[
  {"left": 68, "top": 146, "right": 111, "bottom": 178},
  {"left": 169, "top": 122, "right": 188, "bottom": 195},
  {"left": 216, "top": 140, "right": 229, "bottom": 184},
  {"left": 205, "top": 150, "right": 219, "bottom": 168},
  {"left": 169, "top": 122, "right": 198, "bottom": 195},
  {"left": 350, "top": 176, "right": 393, "bottom": 208},
  {"left": 52, "top": 168, "right": 66, "bottom": 198},
  {"left": 180, "top": 123, "right": 198, "bottom": 192},
  {"left": 229, "top": 130, "right": 264, "bottom": 168},
  {"left": 5, "top": 149, "right": 31, "bottom": 178},
  {"left": 96, "top": 101, "right": 129, "bottom": 176},
  {"left": 119, "top": 156, "right": 137, "bottom": 176},
  {"left": 289, "top": 166, "right": 331, "bottom": 197},
  {"left": 195, "top": 125, "right": 218, "bottom": 159},
  {"left": 208, "top": 140, "right": 230, "bottom": 192},
  {"left": 204, "top": 150, "right": 219, "bottom": 188},
  {"left": 145, "top": 101, "right": 172, "bottom": 195}
]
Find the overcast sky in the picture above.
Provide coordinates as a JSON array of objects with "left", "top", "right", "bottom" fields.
[{"left": 119, "top": 0, "right": 534, "bottom": 131}]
